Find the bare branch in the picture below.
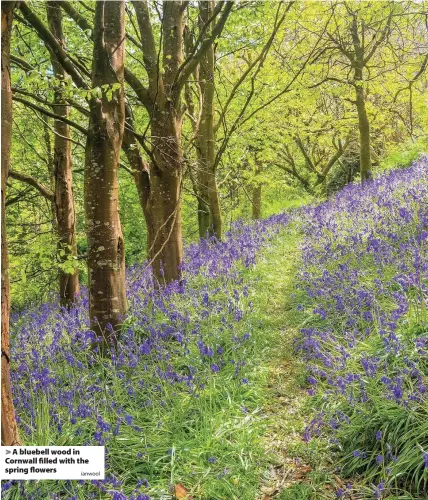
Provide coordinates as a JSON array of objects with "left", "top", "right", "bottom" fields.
[{"left": 9, "top": 170, "right": 55, "bottom": 202}]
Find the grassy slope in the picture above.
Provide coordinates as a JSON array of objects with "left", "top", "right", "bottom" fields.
[
  {"left": 3, "top": 224, "right": 314, "bottom": 500},
  {"left": 3, "top": 224, "right": 369, "bottom": 500},
  {"left": 5, "top": 215, "right": 375, "bottom": 500}
]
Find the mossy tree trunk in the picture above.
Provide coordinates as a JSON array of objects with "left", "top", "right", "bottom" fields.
[
  {"left": 46, "top": 1, "right": 80, "bottom": 307},
  {"left": 196, "top": 0, "right": 222, "bottom": 240}
]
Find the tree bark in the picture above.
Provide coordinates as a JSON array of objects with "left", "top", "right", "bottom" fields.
[
  {"left": 196, "top": 0, "right": 222, "bottom": 240},
  {"left": 84, "top": 0, "right": 126, "bottom": 349},
  {"left": 144, "top": 1, "right": 184, "bottom": 284},
  {"left": 148, "top": 120, "right": 183, "bottom": 284},
  {"left": 252, "top": 180, "right": 262, "bottom": 220},
  {"left": 46, "top": 2, "right": 79, "bottom": 307},
  {"left": 1, "top": 1, "right": 21, "bottom": 446},
  {"left": 252, "top": 185, "right": 262, "bottom": 219},
  {"left": 196, "top": 172, "right": 211, "bottom": 239},
  {"left": 251, "top": 161, "right": 262, "bottom": 219}
]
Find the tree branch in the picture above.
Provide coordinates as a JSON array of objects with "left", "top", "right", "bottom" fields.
[
  {"left": 363, "top": 10, "right": 394, "bottom": 66},
  {"left": 124, "top": 67, "right": 153, "bottom": 110},
  {"left": 176, "top": 1, "right": 233, "bottom": 91},
  {"left": 273, "top": 162, "right": 314, "bottom": 194},
  {"left": 131, "top": 0, "right": 160, "bottom": 98},
  {"left": 60, "top": 1, "right": 143, "bottom": 51},
  {"left": 294, "top": 136, "right": 317, "bottom": 173},
  {"left": 56, "top": 1, "right": 152, "bottom": 110},
  {"left": 59, "top": 0, "right": 92, "bottom": 32},
  {"left": 215, "top": 2, "right": 292, "bottom": 134},
  {"left": 10, "top": 54, "right": 34, "bottom": 72},
  {"left": 13, "top": 95, "right": 88, "bottom": 135},
  {"left": 5, "top": 187, "right": 32, "bottom": 206},
  {"left": 9, "top": 170, "right": 54, "bottom": 202},
  {"left": 19, "top": 1, "right": 89, "bottom": 89},
  {"left": 314, "top": 133, "right": 352, "bottom": 184}
]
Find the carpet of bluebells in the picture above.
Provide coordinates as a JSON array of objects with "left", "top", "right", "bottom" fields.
[
  {"left": 3, "top": 157, "right": 428, "bottom": 500},
  {"left": 296, "top": 156, "right": 428, "bottom": 498},
  {"left": 2, "top": 214, "right": 289, "bottom": 499}
]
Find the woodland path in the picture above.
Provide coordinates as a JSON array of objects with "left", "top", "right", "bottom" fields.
[{"left": 251, "top": 227, "right": 334, "bottom": 500}]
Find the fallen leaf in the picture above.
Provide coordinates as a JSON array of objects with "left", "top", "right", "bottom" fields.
[
  {"left": 174, "top": 483, "right": 189, "bottom": 499},
  {"left": 294, "top": 465, "right": 312, "bottom": 479}
]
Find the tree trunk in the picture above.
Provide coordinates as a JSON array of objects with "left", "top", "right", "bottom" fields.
[
  {"left": 122, "top": 112, "right": 152, "bottom": 255},
  {"left": 84, "top": 0, "right": 126, "bottom": 349},
  {"left": 147, "top": 118, "right": 183, "bottom": 284},
  {"left": 195, "top": 142, "right": 211, "bottom": 238},
  {"left": 46, "top": 2, "right": 79, "bottom": 307},
  {"left": 197, "top": 182, "right": 211, "bottom": 239},
  {"left": 1, "top": 1, "right": 21, "bottom": 446},
  {"left": 252, "top": 185, "right": 262, "bottom": 219},
  {"left": 126, "top": 0, "right": 231, "bottom": 282},
  {"left": 350, "top": 8, "right": 372, "bottom": 186},
  {"left": 355, "top": 83, "right": 372, "bottom": 182},
  {"left": 43, "top": 121, "right": 58, "bottom": 225},
  {"left": 126, "top": 124, "right": 183, "bottom": 285},
  {"left": 142, "top": 2, "right": 184, "bottom": 285},
  {"left": 196, "top": 0, "right": 222, "bottom": 240},
  {"left": 252, "top": 161, "right": 262, "bottom": 219}
]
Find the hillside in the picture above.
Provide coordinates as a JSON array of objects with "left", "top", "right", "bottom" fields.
[{"left": 2, "top": 158, "right": 428, "bottom": 499}]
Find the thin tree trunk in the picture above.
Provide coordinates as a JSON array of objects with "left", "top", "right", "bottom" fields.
[
  {"left": 1, "top": 1, "right": 21, "bottom": 446},
  {"left": 122, "top": 115, "right": 153, "bottom": 256},
  {"left": 84, "top": 0, "right": 126, "bottom": 349},
  {"left": 252, "top": 186, "right": 262, "bottom": 219},
  {"left": 43, "top": 121, "right": 58, "bottom": 225},
  {"left": 197, "top": 0, "right": 222, "bottom": 240},
  {"left": 252, "top": 161, "right": 262, "bottom": 219},
  {"left": 350, "top": 12, "right": 372, "bottom": 184},
  {"left": 208, "top": 173, "right": 222, "bottom": 238},
  {"left": 355, "top": 81, "right": 372, "bottom": 182},
  {"left": 46, "top": 1, "right": 79, "bottom": 307},
  {"left": 321, "top": 176, "right": 328, "bottom": 198},
  {"left": 196, "top": 146, "right": 211, "bottom": 238}
]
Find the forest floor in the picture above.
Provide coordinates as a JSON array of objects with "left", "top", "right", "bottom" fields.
[{"left": 7, "top": 162, "right": 427, "bottom": 500}]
